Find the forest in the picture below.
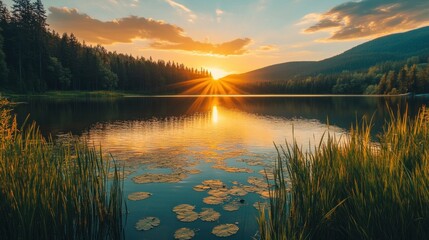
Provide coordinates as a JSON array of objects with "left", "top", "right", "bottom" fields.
[
  {"left": 0, "top": 0, "right": 210, "bottom": 93},
  {"left": 250, "top": 57, "right": 429, "bottom": 95}
]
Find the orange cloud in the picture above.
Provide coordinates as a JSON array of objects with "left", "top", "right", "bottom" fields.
[
  {"left": 152, "top": 38, "right": 251, "bottom": 55},
  {"left": 48, "top": 7, "right": 251, "bottom": 56},
  {"left": 304, "top": 0, "right": 429, "bottom": 40},
  {"left": 258, "top": 45, "right": 278, "bottom": 51}
]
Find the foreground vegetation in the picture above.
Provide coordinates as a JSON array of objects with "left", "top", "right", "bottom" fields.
[
  {"left": 0, "top": 98, "right": 125, "bottom": 239},
  {"left": 259, "top": 106, "right": 429, "bottom": 239}
]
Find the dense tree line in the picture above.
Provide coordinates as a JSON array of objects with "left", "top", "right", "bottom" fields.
[
  {"left": 250, "top": 56, "right": 429, "bottom": 95},
  {"left": 374, "top": 62, "right": 429, "bottom": 94},
  {"left": 0, "top": 0, "right": 210, "bottom": 93}
]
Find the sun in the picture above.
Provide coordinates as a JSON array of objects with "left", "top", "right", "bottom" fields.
[{"left": 206, "top": 67, "right": 230, "bottom": 80}]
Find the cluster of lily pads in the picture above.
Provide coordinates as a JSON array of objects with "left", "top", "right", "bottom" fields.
[
  {"left": 129, "top": 169, "right": 274, "bottom": 238},
  {"left": 124, "top": 148, "right": 278, "bottom": 239},
  {"left": 134, "top": 202, "right": 240, "bottom": 239},
  {"left": 108, "top": 147, "right": 201, "bottom": 181},
  {"left": 132, "top": 165, "right": 202, "bottom": 183},
  {"left": 171, "top": 203, "right": 239, "bottom": 238},
  {"left": 172, "top": 223, "right": 239, "bottom": 239},
  {"left": 194, "top": 178, "right": 272, "bottom": 207}
]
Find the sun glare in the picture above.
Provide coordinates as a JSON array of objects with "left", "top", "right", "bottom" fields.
[
  {"left": 212, "top": 105, "right": 219, "bottom": 123},
  {"left": 207, "top": 68, "right": 230, "bottom": 80}
]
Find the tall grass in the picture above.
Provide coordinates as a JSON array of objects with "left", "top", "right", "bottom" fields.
[
  {"left": 259, "top": 106, "right": 429, "bottom": 240},
  {"left": 0, "top": 98, "right": 125, "bottom": 239}
]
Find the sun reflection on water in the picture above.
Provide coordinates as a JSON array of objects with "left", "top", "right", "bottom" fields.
[
  {"left": 212, "top": 105, "right": 219, "bottom": 124},
  {"left": 83, "top": 105, "right": 345, "bottom": 159}
]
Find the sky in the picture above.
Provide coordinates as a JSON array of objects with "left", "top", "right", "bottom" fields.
[{"left": 5, "top": 0, "right": 429, "bottom": 78}]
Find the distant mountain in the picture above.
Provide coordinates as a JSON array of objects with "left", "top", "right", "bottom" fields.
[{"left": 225, "top": 26, "right": 429, "bottom": 82}]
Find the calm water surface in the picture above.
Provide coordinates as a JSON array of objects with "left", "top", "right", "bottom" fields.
[{"left": 13, "top": 95, "right": 429, "bottom": 239}]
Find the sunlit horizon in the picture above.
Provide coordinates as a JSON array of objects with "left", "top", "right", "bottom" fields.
[{"left": 207, "top": 67, "right": 231, "bottom": 80}]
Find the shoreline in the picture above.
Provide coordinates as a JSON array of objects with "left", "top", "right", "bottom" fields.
[{"left": 2, "top": 90, "right": 426, "bottom": 99}]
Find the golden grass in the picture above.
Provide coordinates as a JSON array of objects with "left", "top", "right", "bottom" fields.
[
  {"left": 0, "top": 98, "right": 125, "bottom": 239},
  {"left": 259, "top": 106, "right": 429, "bottom": 239}
]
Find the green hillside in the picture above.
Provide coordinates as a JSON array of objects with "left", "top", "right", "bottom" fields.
[{"left": 227, "top": 26, "right": 429, "bottom": 83}]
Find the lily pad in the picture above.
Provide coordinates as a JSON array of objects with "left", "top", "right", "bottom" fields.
[
  {"left": 193, "top": 184, "right": 211, "bottom": 192},
  {"left": 212, "top": 165, "right": 253, "bottom": 173},
  {"left": 259, "top": 169, "right": 275, "bottom": 180},
  {"left": 242, "top": 185, "right": 258, "bottom": 193},
  {"left": 212, "top": 224, "right": 239, "bottom": 237},
  {"left": 257, "top": 190, "right": 270, "bottom": 198},
  {"left": 174, "top": 228, "right": 195, "bottom": 240},
  {"left": 202, "top": 179, "right": 225, "bottom": 189},
  {"left": 253, "top": 201, "right": 270, "bottom": 211},
  {"left": 223, "top": 202, "right": 240, "bottom": 212},
  {"left": 199, "top": 208, "right": 221, "bottom": 222},
  {"left": 244, "top": 159, "right": 265, "bottom": 166},
  {"left": 203, "top": 196, "right": 226, "bottom": 205},
  {"left": 127, "top": 192, "right": 152, "bottom": 201},
  {"left": 133, "top": 172, "right": 187, "bottom": 184},
  {"left": 135, "top": 217, "right": 160, "bottom": 231},
  {"left": 177, "top": 211, "right": 199, "bottom": 222},
  {"left": 228, "top": 186, "right": 247, "bottom": 196},
  {"left": 247, "top": 177, "right": 269, "bottom": 188},
  {"left": 208, "top": 189, "right": 229, "bottom": 198},
  {"left": 186, "top": 169, "right": 201, "bottom": 175},
  {"left": 173, "top": 204, "right": 195, "bottom": 214}
]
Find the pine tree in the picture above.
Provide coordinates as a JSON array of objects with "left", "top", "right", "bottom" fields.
[
  {"left": 406, "top": 64, "right": 417, "bottom": 93},
  {"left": 33, "top": 0, "right": 46, "bottom": 29},
  {"left": 377, "top": 73, "right": 388, "bottom": 94},
  {"left": 0, "top": 0, "right": 10, "bottom": 25},
  {"left": 397, "top": 66, "right": 407, "bottom": 93},
  {"left": 386, "top": 70, "right": 396, "bottom": 94},
  {"left": 33, "top": 0, "right": 48, "bottom": 90},
  {"left": 12, "top": 0, "right": 35, "bottom": 91},
  {"left": 0, "top": 28, "right": 8, "bottom": 84},
  {"left": 12, "top": 0, "right": 33, "bottom": 29}
]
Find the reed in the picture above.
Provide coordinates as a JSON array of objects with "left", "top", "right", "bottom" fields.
[
  {"left": 259, "top": 106, "right": 429, "bottom": 240},
  {"left": 0, "top": 98, "right": 125, "bottom": 240}
]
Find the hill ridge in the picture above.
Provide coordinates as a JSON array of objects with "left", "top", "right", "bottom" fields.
[{"left": 224, "top": 26, "right": 429, "bottom": 82}]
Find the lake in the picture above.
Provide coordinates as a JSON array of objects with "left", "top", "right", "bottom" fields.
[{"left": 13, "top": 95, "right": 429, "bottom": 239}]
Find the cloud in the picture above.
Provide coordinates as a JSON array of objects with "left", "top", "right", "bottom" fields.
[
  {"left": 165, "top": 0, "right": 196, "bottom": 22},
  {"left": 47, "top": 7, "right": 251, "bottom": 56},
  {"left": 216, "top": 8, "right": 224, "bottom": 22},
  {"left": 152, "top": 38, "right": 251, "bottom": 55},
  {"left": 296, "top": 13, "right": 321, "bottom": 26},
  {"left": 303, "top": 0, "right": 429, "bottom": 40},
  {"left": 258, "top": 45, "right": 278, "bottom": 51}
]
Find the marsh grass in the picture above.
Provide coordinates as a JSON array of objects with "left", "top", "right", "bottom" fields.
[
  {"left": 259, "top": 106, "right": 429, "bottom": 240},
  {"left": 0, "top": 98, "right": 125, "bottom": 239}
]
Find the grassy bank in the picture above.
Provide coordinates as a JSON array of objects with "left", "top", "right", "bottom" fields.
[
  {"left": 259, "top": 106, "right": 429, "bottom": 239},
  {"left": 0, "top": 98, "right": 125, "bottom": 239}
]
